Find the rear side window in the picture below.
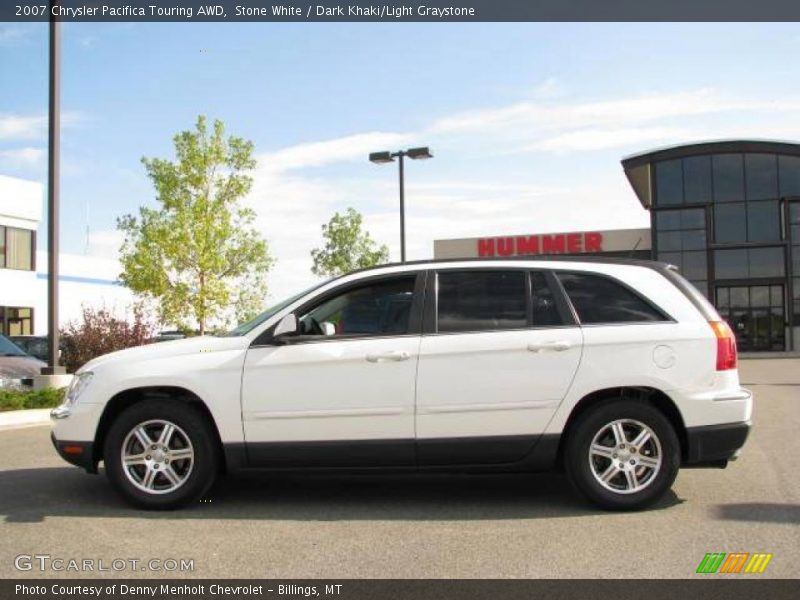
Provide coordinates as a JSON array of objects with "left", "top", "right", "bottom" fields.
[
  {"left": 556, "top": 272, "right": 668, "bottom": 324},
  {"left": 437, "top": 271, "right": 526, "bottom": 333},
  {"left": 531, "top": 271, "right": 564, "bottom": 327}
]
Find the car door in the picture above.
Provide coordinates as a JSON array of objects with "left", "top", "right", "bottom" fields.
[
  {"left": 241, "top": 272, "right": 425, "bottom": 467},
  {"left": 415, "top": 269, "right": 583, "bottom": 465}
]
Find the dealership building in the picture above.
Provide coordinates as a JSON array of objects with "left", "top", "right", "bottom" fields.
[
  {"left": 435, "top": 140, "right": 800, "bottom": 353},
  {"left": 0, "top": 175, "right": 133, "bottom": 338}
]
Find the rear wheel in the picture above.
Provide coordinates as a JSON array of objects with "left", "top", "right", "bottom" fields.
[
  {"left": 564, "top": 399, "right": 680, "bottom": 511},
  {"left": 104, "top": 400, "right": 219, "bottom": 509}
]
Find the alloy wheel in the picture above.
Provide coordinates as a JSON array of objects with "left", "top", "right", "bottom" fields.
[
  {"left": 588, "top": 418, "right": 662, "bottom": 495},
  {"left": 120, "top": 419, "right": 194, "bottom": 495}
]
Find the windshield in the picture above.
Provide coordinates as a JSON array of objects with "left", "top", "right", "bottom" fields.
[
  {"left": 225, "top": 278, "right": 333, "bottom": 336},
  {"left": 0, "top": 335, "right": 27, "bottom": 357}
]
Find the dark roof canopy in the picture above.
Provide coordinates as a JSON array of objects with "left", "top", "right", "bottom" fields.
[{"left": 620, "top": 139, "right": 800, "bottom": 209}]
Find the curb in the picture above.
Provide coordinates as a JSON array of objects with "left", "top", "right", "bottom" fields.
[{"left": 0, "top": 409, "right": 51, "bottom": 431}]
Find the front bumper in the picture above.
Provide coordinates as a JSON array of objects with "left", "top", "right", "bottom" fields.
[
  {"left": 50, "top": 432, "right": 97, "bottom": 473},
  {"left": 50, "top": 401, "right": 99, "bottom": 473},
  {"left": 684, "top": 421, "right": 751, "bottom": 467}
]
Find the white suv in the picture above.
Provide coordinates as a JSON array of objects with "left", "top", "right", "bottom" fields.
[{"left": 51, "top": 258, "right": 752, "bottom": 511}]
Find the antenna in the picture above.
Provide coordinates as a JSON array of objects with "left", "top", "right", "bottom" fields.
[{"left": 84, "top": 200, "right": 90, "bottom": 254}]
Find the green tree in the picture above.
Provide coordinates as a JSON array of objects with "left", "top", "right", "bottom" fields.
[
  {"left": 311, "top": 207, "right": 389, "bottom": 277},
  {"left": 118, "top": 116, "right": 273, "bottom": 334}
]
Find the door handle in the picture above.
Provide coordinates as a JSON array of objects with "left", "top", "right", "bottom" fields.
[
  {"left": 366, "top": 350, "right": 411, "bottom": 363},
  {"left": 527, "top": 341, "right": 572, "bottom": 353}
]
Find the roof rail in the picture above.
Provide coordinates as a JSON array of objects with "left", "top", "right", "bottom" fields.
[{"left": 342, "top": 254, "right": 674, "bottom": 277}]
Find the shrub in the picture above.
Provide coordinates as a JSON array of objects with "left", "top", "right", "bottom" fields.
[
  {"left": 61, "top": 306, "right": 157, "bottom": 373},
  {"left": 0, "top": 387, "right": 65, "bottom": 411}
]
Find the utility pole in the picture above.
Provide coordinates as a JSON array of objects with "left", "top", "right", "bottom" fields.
[{"left": 43, "top": 1, "right": 65, "bottom": 377}]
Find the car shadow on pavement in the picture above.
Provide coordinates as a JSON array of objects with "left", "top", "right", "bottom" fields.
[
  {"left": 0, "top": 467, "right": 682, "bottom": 523},
  {"left": 714, "top": 503, "right": 800, "bottom": 525}
]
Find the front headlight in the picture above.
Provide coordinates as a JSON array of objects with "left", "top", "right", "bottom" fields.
[{"left": 64, "top": 372, "right": 93, "bottom": 407}]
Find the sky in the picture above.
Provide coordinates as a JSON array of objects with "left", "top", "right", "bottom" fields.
[{"left": 2, "top": 22, "right": 800, "bottom": 300}]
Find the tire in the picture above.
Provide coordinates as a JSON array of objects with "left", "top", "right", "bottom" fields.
[
  {"left": 103, "top": 400, "right": 219, "bottom": 510},
  {"left": 564, "top": 399, "right": 680, "bottom": 511}
]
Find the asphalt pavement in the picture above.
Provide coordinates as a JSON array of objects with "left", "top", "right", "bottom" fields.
[{"left": 0, "top": 359, "right": 797, "bottom": 578}]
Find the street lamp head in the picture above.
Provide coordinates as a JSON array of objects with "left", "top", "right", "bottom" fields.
[
  {"left": 406, "top": 146, "right": 433, "bottom": 160},
  {"left": 368, "top": 146, "right": 431, "bottom": 265},
  {"left": 369, "top": 151, "right": 394, "bottom": 164}
]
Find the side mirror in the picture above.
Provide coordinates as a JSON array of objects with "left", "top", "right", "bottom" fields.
[
  {"left": 320, "top": 321, "right": 336, "bottom": 337},
  {"left": 273, "top": 314, "right": 298, "bottom": 339}
]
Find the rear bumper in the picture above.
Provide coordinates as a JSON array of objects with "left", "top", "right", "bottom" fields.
[
  {"left": 684, "top": 421, "right": 751, "bottom": 467},
  {"left": 50, "top": 432, "right": 97, "bottom": 473}
]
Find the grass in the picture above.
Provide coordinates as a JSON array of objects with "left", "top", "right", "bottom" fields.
[{"left": 0, "top": 387, "right": 66, "bottom": 412}]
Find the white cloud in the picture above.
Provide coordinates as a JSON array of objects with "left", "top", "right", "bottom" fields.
[
  {"left": 260, "top": 131, "right": 411, "bottom": 173},
  {"left": 525, "top": 126, "right": 689, "bottom": 153},
  {"left": 86, "top": 229, "right": 124, "bottom": 258},
  {"left": 247, "top": 162, "right": 380, "bottom": 299},
  {"left": 547, "top": 89, "right": 727, "bottom": 127},
  {"left": 0, "top": 147, "right": 45, "bottom": 168},
  {"left": 0, "top": 115, "right": 47, "bottom": 140},
  {"left": 0, "top": 26, "right": 32, "bottom": 46},
  {"left": 532, "top": 77, "right": 563, "bottom": 99},
  {"left": 0, "top": 112, "right": 84, "bottom": 141},
  {"left": 427, "top": 88, "right": 800, "bottom": 138}
]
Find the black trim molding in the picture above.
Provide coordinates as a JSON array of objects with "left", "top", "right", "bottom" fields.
[
  {"left": 226, "top": 434, "right": 562, "bottom": 473},
  {"left": 622, "top": 140, "right": 800, "bottom": 170},
  {"left": 51, "top": 433, "right": 97, "bottom": 473},
  {"left": 684, "top": 421, "right": 751, "bottom": 466}
]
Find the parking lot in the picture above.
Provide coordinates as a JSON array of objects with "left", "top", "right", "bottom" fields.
[{"left": 0, "top": 359, "right": 798, "bottom": 579}]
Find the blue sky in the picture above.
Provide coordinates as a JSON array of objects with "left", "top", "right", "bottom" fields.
[{"left": 2, "top": 22, "right": 800, "bottom": 298}]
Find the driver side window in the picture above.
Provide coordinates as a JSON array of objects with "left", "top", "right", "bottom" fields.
[{"left": 297, "top": 276, "right": 416, "bottom": 338}]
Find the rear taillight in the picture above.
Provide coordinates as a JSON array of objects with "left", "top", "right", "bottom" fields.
[{"left": 709, "top": 320, "right": 737, "bottom": 371}]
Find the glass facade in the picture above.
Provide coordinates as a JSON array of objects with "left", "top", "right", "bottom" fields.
[
  {"left": 651, "top": 149, "right": 800, "bottom": 352},
  {"left": 655, "top": 208, "right": 707, "bottom": 296}
]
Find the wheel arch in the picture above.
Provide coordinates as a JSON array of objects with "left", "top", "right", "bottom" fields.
[
  {"left": 557, "top": 386, "right": 688, "bottom": 466},
  {"left": 93, "top": 386, "right": 225, "bottom": 471}
]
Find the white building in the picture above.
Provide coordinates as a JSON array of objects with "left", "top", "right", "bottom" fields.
[{"left": 0, "top": 174, "right": 134, "bottom": 336}]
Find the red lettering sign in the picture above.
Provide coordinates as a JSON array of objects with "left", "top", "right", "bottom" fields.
[
  {"left": 515, "top": 236, "right": 540, "bottom": 255},
  {"left": 475, "top": 231, "right": 604, "bottom": 257},
  {"left": 566, "top": 233, "right": 582, "bottom": 253},
  {"left": 496, "top": 237, "right": 515, "bottom": 256},
  {"left": 477, "top": 238, "right": 495, "bottom": 257},
  {"left": 584, "top": 232, "right": 603, "bottom": 252},
  {"left": 542, "top": 234, "right": 565, "bottom": 254}
]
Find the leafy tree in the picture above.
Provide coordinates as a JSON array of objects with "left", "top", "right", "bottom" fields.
[
  {"left": 311, "top": 207, "right": 389, "bottom": 277},
  {"left": 118, "top": 116, "right": 273, "bottom": 334},
  {"left": 60, "top": 306, "right": 157, "bottom": 373}
]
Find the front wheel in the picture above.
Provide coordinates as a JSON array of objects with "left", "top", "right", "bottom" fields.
[
  {"left": 564, "top": 399, "right": 680, "bottom": 511},
  {"left": 104, "top": 400, "right": 219, "bottom": 509}
]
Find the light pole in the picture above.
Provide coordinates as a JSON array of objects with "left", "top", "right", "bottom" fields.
[
  {"left": 43, "top": 1, "right": 65, "bottom": 377},
  {"left": 369, "top": 146, "right": 433, "bottom": 263}
]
